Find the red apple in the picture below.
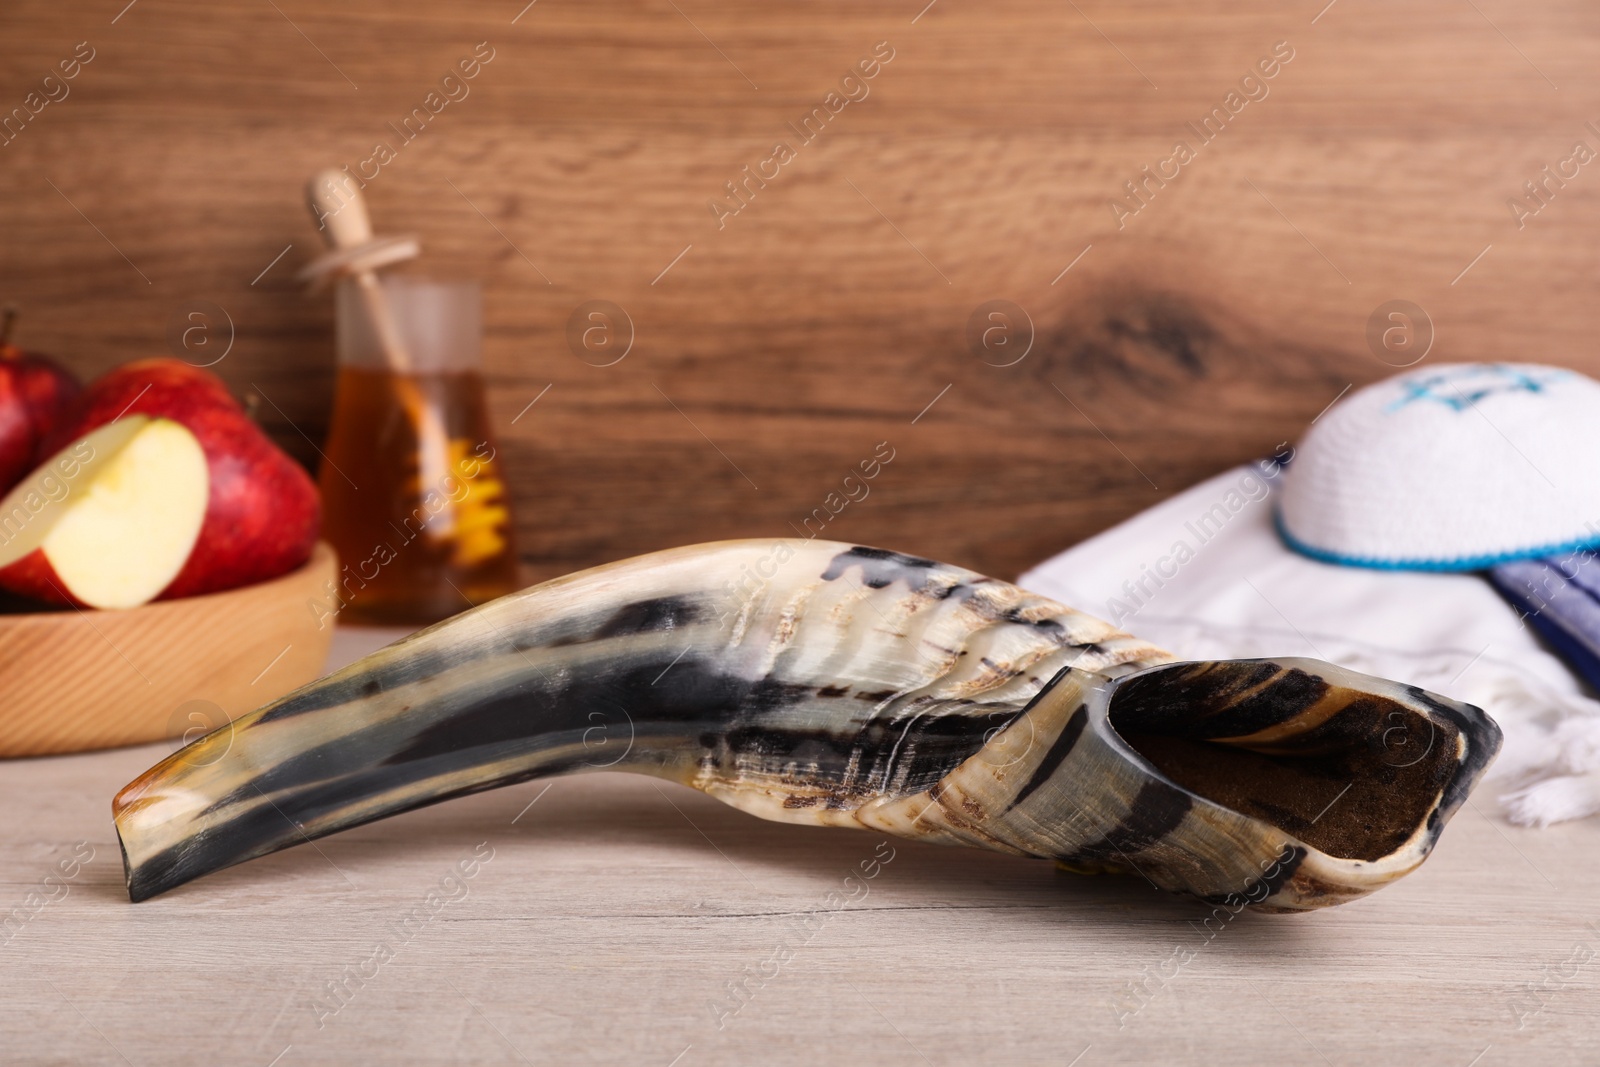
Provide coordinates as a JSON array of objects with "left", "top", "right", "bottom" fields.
[
  {"left": 0, "top": 310, "right": 82, "bottom": 494},
  {"left": 0, "top": 418, "right": 210, "bottom": 608},
  {"left": 0, "top": 359, "right": 320, "bottom": 608}
]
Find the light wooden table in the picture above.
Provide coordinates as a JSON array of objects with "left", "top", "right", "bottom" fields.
[{"left": 2, "top": 627, "right": 1597, "bottom": 1066}]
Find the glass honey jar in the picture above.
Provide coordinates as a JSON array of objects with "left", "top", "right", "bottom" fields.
[{"left": 318, "top": 276, "right": 520, "bottom": 625}]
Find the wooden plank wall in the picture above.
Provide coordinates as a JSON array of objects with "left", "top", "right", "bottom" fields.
[{"left": 2, "top": 0, "right": 1596, "bottom": 583}]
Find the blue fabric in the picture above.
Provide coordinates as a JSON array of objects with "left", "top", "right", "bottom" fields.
[{"left": 1489, "top": 551, "right": 1600, "bottom": 693}]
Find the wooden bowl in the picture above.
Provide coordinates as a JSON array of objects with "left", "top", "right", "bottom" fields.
[{"left": 0, "top": 543, "right": 338, "bottom": 758}]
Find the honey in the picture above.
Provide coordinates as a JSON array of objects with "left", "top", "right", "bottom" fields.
[{"left": 318, "top": 365, "right": 519, "bottom": 625}]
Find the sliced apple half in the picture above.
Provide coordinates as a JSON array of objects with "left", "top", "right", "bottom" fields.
[{"left": 0, "top": 416, "right": 210, "bottom": 609}]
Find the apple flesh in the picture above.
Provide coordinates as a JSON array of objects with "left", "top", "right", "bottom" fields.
[
  {"left": 0, "top": 334, "right": 82, "bottom": 494},
  {"left": 0, "top": 417, "right": 209, "bottom": 609}
]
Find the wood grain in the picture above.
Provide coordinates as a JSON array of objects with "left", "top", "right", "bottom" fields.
[
  {"left": 0, "top": 543, "right": 336, "bottom": 756},
  {"left": 2, "top": 0, "right": 1597, "bottom": 584}
]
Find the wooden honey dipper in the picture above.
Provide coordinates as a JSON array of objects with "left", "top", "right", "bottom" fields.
[{"left": 300, "top": 170, "right": 454, "bottom": 517}]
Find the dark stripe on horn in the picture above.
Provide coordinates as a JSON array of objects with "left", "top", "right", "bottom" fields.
[
  {"left": 127, "top": 753, "right": 598, "bottom": 902},
  {"left": 1197, "top": 843, "right": 1307, "bottom": 907},
  {"left": 822, "top": 546, "right": 941, "bottom": 588},
  {"left": 592, "top": 595, "right": 704, "bottom": 638},
  {"left": 1007, "top": 700, "right": 1089, "bottom": 813},
  {"left": 1111, "top": 662, "right": 1332, "bottom": 740},
  {"left": 1059, "top": 779, "right": 1194, "bottom": 866},
  {"left": 252, "top": 640, "right": 487, "bottom": 725},
  {"left": 1408, "top": 687, "right": 1503, "bottom": 822}
]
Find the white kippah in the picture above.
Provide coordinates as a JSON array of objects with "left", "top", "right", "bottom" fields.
[{"left": 1277, "top": 363, "right": 1600, "bottom": 570}]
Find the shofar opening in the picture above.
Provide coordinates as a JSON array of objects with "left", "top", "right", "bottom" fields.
[{"left": 1105, "top": 658, "right": 1498, "bottom": 869}]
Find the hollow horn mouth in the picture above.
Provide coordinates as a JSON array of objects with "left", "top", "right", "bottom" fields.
[{"left": 1094, "top": 657, "right": 1502, "bottom": 908}]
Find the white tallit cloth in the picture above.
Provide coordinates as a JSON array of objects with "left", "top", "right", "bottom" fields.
[{"left": 1018, "top": 462, "right": 1600, "bottom": 826}]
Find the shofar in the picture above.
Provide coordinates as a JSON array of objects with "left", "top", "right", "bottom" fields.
[{"left": 113, "top": 540, "right": 1501, "bottom": 910}]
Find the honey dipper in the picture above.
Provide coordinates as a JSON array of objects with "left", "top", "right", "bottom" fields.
[{"left": 299, "top": 170, "right": 454, "bottom": 519}]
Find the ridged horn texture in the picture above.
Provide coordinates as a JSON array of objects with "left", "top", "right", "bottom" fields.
[{"left": 113, "top": 539, "right": 1501, "bottom": 910}]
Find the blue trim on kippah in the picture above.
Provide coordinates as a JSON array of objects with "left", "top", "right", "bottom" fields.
[{"left": 1273, "top": 509, "right": 1600, "bottom": 572}]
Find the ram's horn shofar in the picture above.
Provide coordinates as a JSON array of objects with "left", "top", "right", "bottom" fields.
[{"left": 113, "top": 539, "right": 1501, "bottom": 909}]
